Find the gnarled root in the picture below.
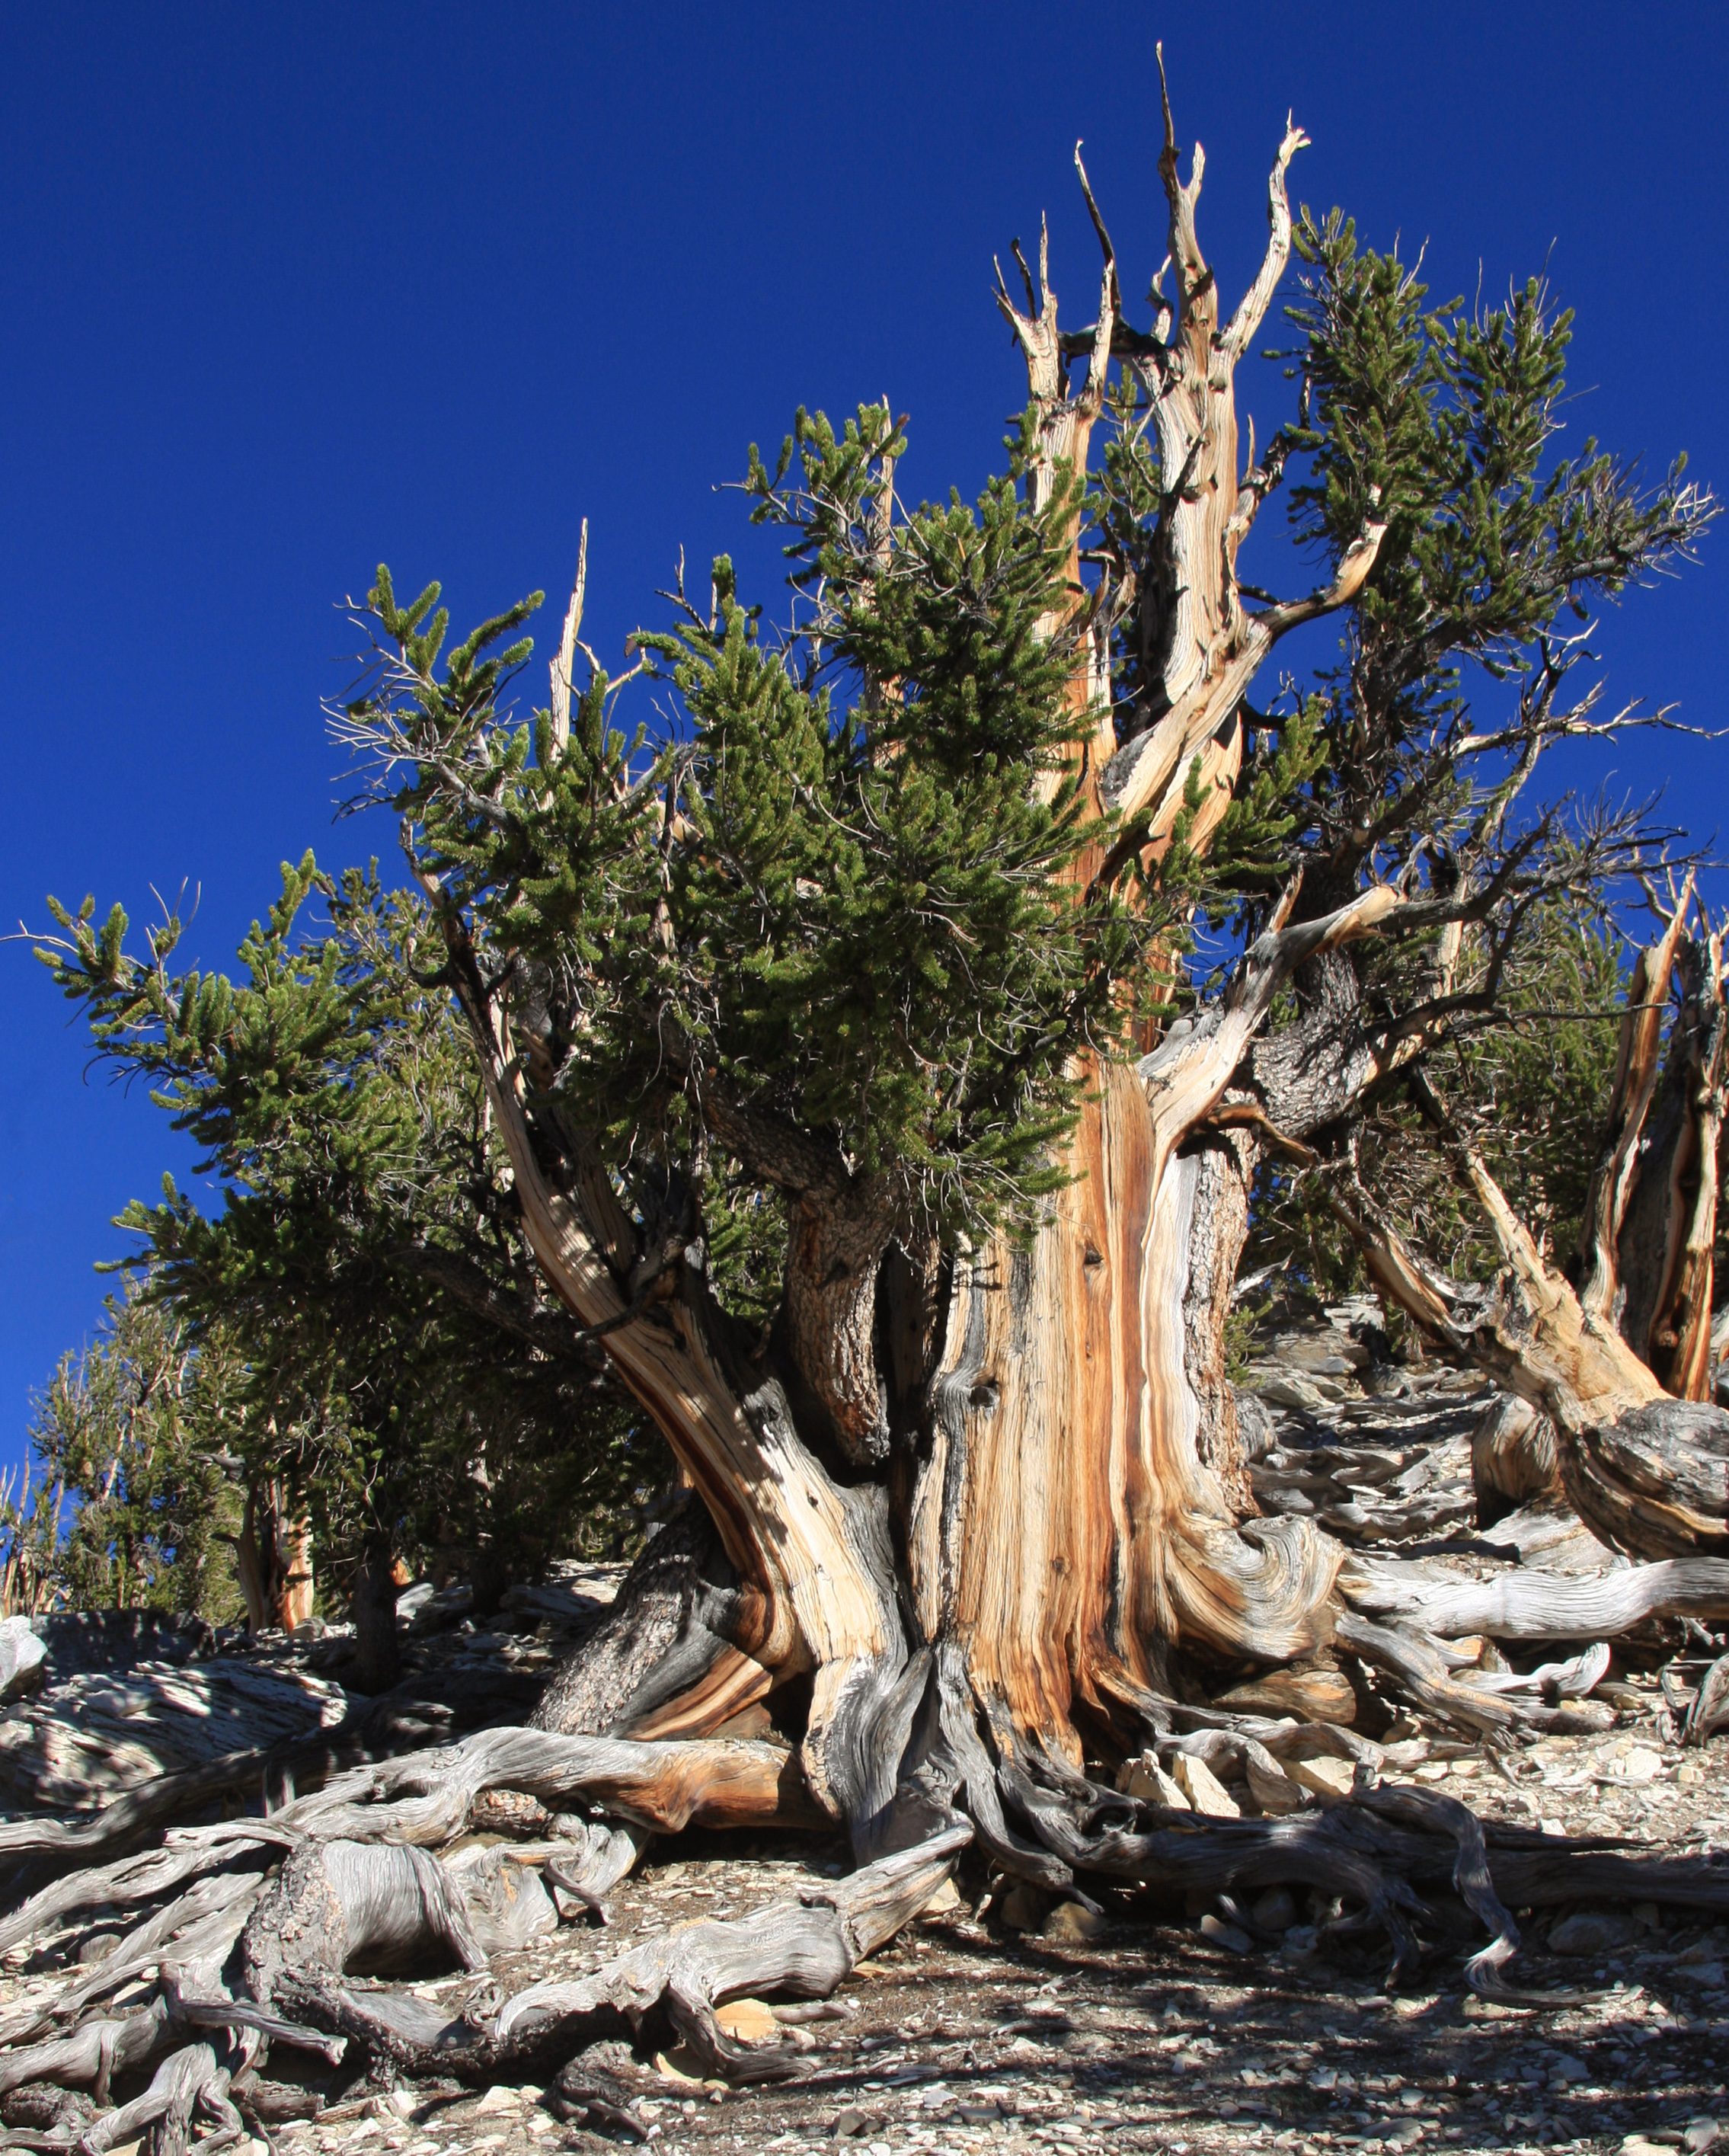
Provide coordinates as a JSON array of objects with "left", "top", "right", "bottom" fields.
[
  {"left": 238, "top": 1839, "right": 554, "bottom": 2004},
  {"left": 1341, "top": 1552, "right": 1729, "bottom": 1640},
  {"left": 0, "top": 1997, "right": 168, "bottom": 2106},
  {"left": 496, "top": 1824, "right": 970, "bottom": 2081},
  {"left": 273, "top": 1726, "right": 820, "bottom": 1846},
  {"left": 78, "top": 2040, "right": 241, "bottom": 2156}
]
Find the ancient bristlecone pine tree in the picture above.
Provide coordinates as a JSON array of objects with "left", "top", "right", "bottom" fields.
[
  {"left": 329, "top": 66, "right": 1721, "bottom": 1862},
  {"left": 27, "top": 73, "right": 1729, "bottom": 2087}
]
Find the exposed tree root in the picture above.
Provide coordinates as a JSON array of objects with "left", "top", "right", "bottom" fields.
[
  {"left": 1341, "top": 1553, "right": 1729, "bottom": 1639},
  {"left": 270, "top": 1726, "right": 822, "bottom": 1845},
  {"left": 237, "top": 1839, "right": 554, "bottom": 2004},
  {"left": 78, "top": 2039, "right": 239, "bottom": 2156}
]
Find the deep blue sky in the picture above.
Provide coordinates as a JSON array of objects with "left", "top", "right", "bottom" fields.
[{"left": 4, "top": 2, "right": 1724, "bottom": 1460}]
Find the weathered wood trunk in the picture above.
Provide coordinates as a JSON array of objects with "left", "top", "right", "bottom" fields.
[
  {"left": 351, "top": 1533, "right": 401, "bottom": 1696},
  {"left": 234, "top": 1479, "right": 315, "bottom": 1636}
]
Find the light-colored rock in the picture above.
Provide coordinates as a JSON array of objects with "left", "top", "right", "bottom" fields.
[
  {"left": 1548, "top": 1909, "right": 1636, "bottom": 1956},
  {"left": 714, "top": 1997, "right": 779, "bottom": 2043},
  {"left": 1286, "top": 1754, "right": 1356, "bottom": 1799},
  {"left": 1120, "top": 1754, "right": 1190, "bottom": 1809},
  {"left": 1683, "top": 2119, "right": 1720, "bottom": 2154},
  {"left": 1200, "top": 1912, "right": 1253, "bottom": 1955},
  {"left": 1171, "top": 1752, "right": 1240, "bottom": 1818},
  {"left": 0, "top": 1618, "right": 46, "bottom": 1702},
  {"left": 918, "top": 1876, "right": 962, "bottom": 1917},
  {"left": 1042, "top": 1901, "right": 1109, "bottom": 1945},
  {"left": 1245, "top": 1755, "right": 1311, "bottom": 1814},
  {"left": 1256, "top": 1376, "right": 1326, "bottom": 1412},
  {"left": 474, "top": 2085, "right": 526, "bottom": 2114}
]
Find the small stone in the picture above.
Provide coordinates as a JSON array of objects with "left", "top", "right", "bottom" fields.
[
  {"left": 1287, "top": 1755, "right": 1356, "bottom": 1799},
  {"left": 1200, "top": 1911, "right": 1254, "bottom": 1955},
  {"left": 473, "top": 2087, "right": 523, "bottom": 2115},
  {"left": 1676, "top": 1959, "right": 1726, "bottom": 1988},
  {"left": 1000, "top": 1882, "right": 1054, "bottom": 1932},
  {"left": 1121, "top": 1754, "right": 1190, "bottom": 1809},
  {"left": 919, "top": 1876, "right": 962, "bottom": 1917},
  {"left": 1247, "top": 1755, "right": 1312, "bottom": 1815},
  {"left": 1171, "top": 1752, "right": 1241, "bottom": 1817},
  {"left": 1042, "top": 1900, "right": 1109, "bottom": 1944},
  {"left": 1251, "top": 1887, "right": 1299, "bottom": 1933},
  {"left": 1684, "top": 2122, "right": 1720, "bottom": 2154},
  {"left": 1617, "top": 1745, "right": 1664, "bottom": 1784},
  {"left": 1548, "top": 1910, "right": 1636, "bottom": 1956},
  {"left": 714, "top": 1998, "right": 779, "bottom": 2043},
  {"left": 833, "top": 2106, "right": 868, "bottom": 2140}
]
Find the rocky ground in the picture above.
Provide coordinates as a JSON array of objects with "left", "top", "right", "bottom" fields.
[{"left": 3, "top": 1300, "right": 1726, "bottom": 2156}]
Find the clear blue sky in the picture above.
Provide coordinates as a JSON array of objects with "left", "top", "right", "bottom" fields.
[{"left": 3, "top": 2, "right": 1724, "bottom": 1461}]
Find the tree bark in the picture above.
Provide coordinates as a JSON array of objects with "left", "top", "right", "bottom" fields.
[
  {"left": 1577, "top": 892, "right": 1727, "bottom": 1399},
  {"left": 235, "top": 1479, "right": 315, "bottom": 1635},
  {"left": 351, "top": 1533, "right": 401, "bottom": 1695}
]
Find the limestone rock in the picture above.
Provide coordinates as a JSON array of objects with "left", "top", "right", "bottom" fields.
[
  {"left": 1245, "top": 1754, "right": 1312, "bottom": 1814},
  {"left": 1171, "top": 1751, "right": 1240, "bottom": 1818},
  {"left": 1251, "top": 1887, "right": 1298, "bottom": 1933},
  {"left": 1119, "top": 1752, "right": 1189, "bottom": 1809},
  {"left": 999, "top": 1882, "right": 1054, "bottom": 1933},
  {"left": 1286, "top": 1753, "right": 1356, "bottom": 1799}
]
